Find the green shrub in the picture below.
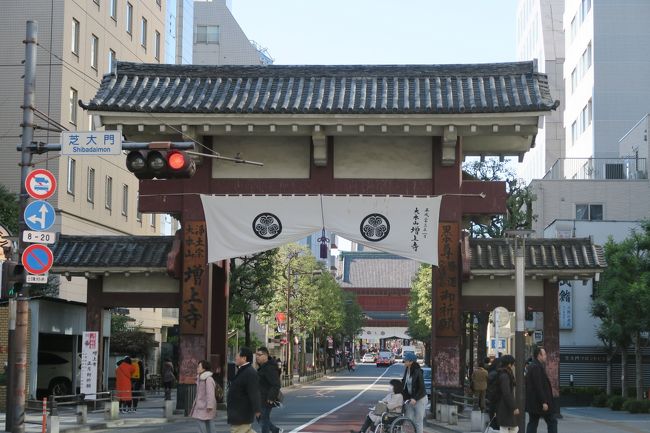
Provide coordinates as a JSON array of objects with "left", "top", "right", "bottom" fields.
[
  {"left": 592, "top": 393, "right": 608, "bottom": 407},
  {"left": 608, "top": 395, "right": 627, "bottom": 411},
  {"left": 622, "top": 399, "right": 650, "bottom": 414}
]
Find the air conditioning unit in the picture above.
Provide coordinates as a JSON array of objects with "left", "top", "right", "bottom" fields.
[{"left": 605, "top": 163, "right": 624, "bottom": 179}]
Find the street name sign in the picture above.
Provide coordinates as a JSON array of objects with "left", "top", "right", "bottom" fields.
[
  {"left": 22, "top": 244, "right": 53, "bottom": 275},
  {"left": 25, "top": 169, "right": 57, "bottom": 200},
  {"left": 61, "top": 131, "right": 122, "bottom": 156},
  {"left": 26, "top": 274, "right": 48, "bottom": 284},
  {"left": 22, "top": 230, "right": 56, "bottom": 245},
  {"left": 24, "top": 200, "right": 56, "bottom": 231}
]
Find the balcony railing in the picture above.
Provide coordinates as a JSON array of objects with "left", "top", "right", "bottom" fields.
[{"left": 543, "top": 157, "right": 648, "bottom": 180}]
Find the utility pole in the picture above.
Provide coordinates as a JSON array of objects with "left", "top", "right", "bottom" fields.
[
  {"left": 505, "top": 229, "right": 533, "bottom": 433},
  {"left": 8, "top": 20, "right": 38, "bottom": 433}
]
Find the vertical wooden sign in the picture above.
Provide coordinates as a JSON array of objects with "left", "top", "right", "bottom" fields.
[
  {"left": 181, "top": 221, "right": 207, "bottom": 334},
  {"left": 436, "top": 222, "right": 460, "bottom": 337}
]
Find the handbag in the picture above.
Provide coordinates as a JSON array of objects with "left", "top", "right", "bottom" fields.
[{"left": 373, "top": 402, "right": 388, "bottom": 415}]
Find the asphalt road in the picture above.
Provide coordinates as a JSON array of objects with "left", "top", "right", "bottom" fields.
[{"left": 92, "top": 362, "right": 406, "bottom": 433}]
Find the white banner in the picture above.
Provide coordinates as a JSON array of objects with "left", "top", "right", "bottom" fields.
[
  {"left": 322, "top": 195, "right": 441, "bottom": 265},
  {"left": 201, "top": 195, "right": 441, "bottom": 265},
  {"left": 201, "top": 195, "right": 323, "bottom": 262},
  {"left": 80, "top": 331, "right": 99, "bottom": 399}
]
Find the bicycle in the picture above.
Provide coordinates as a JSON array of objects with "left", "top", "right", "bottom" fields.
[{"left": 372, "top": 403, "right": 416, "bottom": 433}]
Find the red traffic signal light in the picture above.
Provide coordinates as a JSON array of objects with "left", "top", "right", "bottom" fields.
[{"left": 125, "top": 149, "right": 196, "bottom": 179}]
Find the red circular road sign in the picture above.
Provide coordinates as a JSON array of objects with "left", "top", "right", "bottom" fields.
[
  {"left": 22, "top": 244, "right": 54, "bottom": 275},
  {"left": 25, "top": 169, "right": 57, "bottom": 200}
]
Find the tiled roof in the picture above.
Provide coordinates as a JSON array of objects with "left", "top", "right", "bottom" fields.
[
  {"left": 469, "top": 238, "right": 606, "bottom": 273},
  {"left": 82, "top": 61, "right": 557, "bottom": 115},
  {"left": 340, "top": 252, "right": 421, "bottom": 288},
  {"left": 52, "top": 235, "right": 174, "bottom": 271}
]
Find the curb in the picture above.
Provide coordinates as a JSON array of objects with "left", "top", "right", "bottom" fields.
[{"left": 59, "top": 416, "right": 180, "bottom": 433}]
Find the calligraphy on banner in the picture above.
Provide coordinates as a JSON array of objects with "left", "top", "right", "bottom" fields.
[
  {"left": 436, "top": 223, "right": 460, "bottom": 337},
  {"left": 80, "top": 331, "right": 99, "bottom": 399},
  {"left": 181, "top": 222, "right": 207, "bottom": 334}
]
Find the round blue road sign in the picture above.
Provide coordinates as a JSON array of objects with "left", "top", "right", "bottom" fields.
[{"left": 24, "top": 200, "right": 56, "bottom": 231}]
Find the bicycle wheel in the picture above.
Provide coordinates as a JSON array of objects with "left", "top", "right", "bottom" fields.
[
  {"left": 373, "top": 422, "right": 386, "bottom": 433},
  {"left": 389, "top": 416, "right": 416, "bottom": 433}
]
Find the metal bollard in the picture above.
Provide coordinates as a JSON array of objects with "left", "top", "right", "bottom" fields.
[
  {"left": 42, "top": 398, "right": 47, "bottom": 433},
  {"left": 46, "top": 414, "right": 59, "bottom": 433},
  {"left": 440, "top": 403, "right": 449, "bottom": 423},
  {"left": 435, "top": 402, "right": 442, "bottom": 420},
  {"left": 470, "top": 409, "right": 483, "bottom": 432},
  {"left": 76, "top": 404, "right": 88, "bottom": 424},
  {"left": 448, "top": 404, "right": 458, "bottom": 425}
]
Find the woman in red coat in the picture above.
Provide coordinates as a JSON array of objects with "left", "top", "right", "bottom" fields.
[{"left": 115, "top": 357, "right": 136, "bottom": 413}]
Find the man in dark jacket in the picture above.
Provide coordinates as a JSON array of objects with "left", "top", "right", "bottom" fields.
[
  {"left": 496, "top": 355, "right": 519, "bottom": 433},
  {"left": 401, "top": 352, "right": 426, "bottom": 433},
  {"left": 256, "top": 347, "right": 284, "bottom": 433},
  {"left": 525, "top": 347, "right": 558, "bottom": 433},
  {"left": 227, "top": 347, "right": 261, "bottom": 433}
]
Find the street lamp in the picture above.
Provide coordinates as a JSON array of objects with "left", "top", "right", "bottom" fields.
[{"left": 505, "top": 229, "right": 534, "bottom": 433}]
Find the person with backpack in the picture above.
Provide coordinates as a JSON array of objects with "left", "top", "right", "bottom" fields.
[
  {"left": 401, "top": 352, "right": 426, "bottom": 433},
  {"left": 471, "top": 358, "right": 489, "bottom": 411},
  {"left": 525, "top": 347, "right": 557, "bottom": 433},
  {"left": 496, "top": 355, "right": 519, "bottom": 433},
  {"left": 162, "top": 358, "right": 176, "bottom": 401},
  {"left": 256, "top": 347, "right": 284, "bottom": 433},
  {"left": 190, "top": 360, "right": 217, "bottom": 433}
]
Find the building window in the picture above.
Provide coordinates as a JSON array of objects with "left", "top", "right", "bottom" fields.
[
  {"left": 576, "top": 204, "right": 603, "bottom": 221},
  {"left": 122, "top": 184, "right": 128, "bottom": 216},
  {"left": 87, "top": 167, "right": 95, "bottom": 203},
  {"left": 93, "top": 0, "right": 100, "bottom": 6},
  {"left": 570, "top": 16, "right": 577, "bottom": 41},
  {"left": 580, "top": 0, "right": 591, "bottom": 23},
  {"left": 90, "top": 34, "right": 99, "bottom": 70},
  {"left": 108, "top": 49, "right": 116, "bottom": 73},
  {"left": 71, "top": 18, "right": 80, "bottom": 55},
  {"left": 154, "top": 30, "right": 160, "bottom": 61},
  {"left": 69, "top": 88, "right": 78, "bottom": 125},
  {"left": 126, "top": 2, "right": 133, "bottom": 35},
  {"left": 156, "top": 0, "right": 161, "bottom": 7},
  {"left": 571, "top": 68, "right": 577, "bottom": 93},
  {"left": 67, "top": 157, "right": 76, "bottom": 195},
  {"left": 570, "top": 120, "right": 576, "bottom": 145},
  {"left": 195, "top": 25, "right": 219, "bottom": 44},
  {"left": 110, "top": 0, "right": 117, "bottom": 20},
  {"left": 141, "top": 17, "right": 147, "bottom": 48},
  {"left": 587, "top": 98, "right": 592, "bottom": 125},
  {"left": 150, "top": 213, "right": 156, "bottom": 229},
  {"left": 136, "top": 194, "right": 142, "bottom": 222},
  {"left": 105, "top": 176, "right": 113, "bottom": 210}
]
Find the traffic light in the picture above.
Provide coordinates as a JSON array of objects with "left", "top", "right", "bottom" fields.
[
  {"left": 1, "top": 260, "right": 25, "bottom": 298},
  {"left": 126, "top": 149, "right": 196, "bottom": 180}
]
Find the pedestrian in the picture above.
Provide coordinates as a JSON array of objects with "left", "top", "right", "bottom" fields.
[
  {"left": 131, "top": 358, "right": 145, "bottom": 412},
  {"left": 227, "top": 347, "right": 261, "bottom": 433},
  {"left": 525, "top": 347, "right": 558, "bottom": 433},
  {"left": 401, "top": 352, "right": 426, "bottom": 433},
  {"left": 486, "top": 357, "right": 501, "bottom": 431},
  {"left": 115, "top": 356, "right": 136, "bottom": 413},
  {"left": 190, "top": 360, "right": 217, "bottom": 433},
  {"left": 496, "top": 355, "right": 519, "bottom": 433},
  {"left": 162, "top": 358, "right": 176, "bottom": 401},
  {"left": 471, "top": 358, "right": 489, "bottom": 411},
  {"left": 349, "top": 379, "right": 403, "bottom": 433},
  {"left": 256, "top": 347, "right": 284, "bottom": 433}
]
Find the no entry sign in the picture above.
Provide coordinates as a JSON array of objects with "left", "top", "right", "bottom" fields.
[
  {"left": 22, "top": 244, "right": 54, "bottom": 275},
  {"left": 25, "top": 169, "right": 57, "bottom": 200}
]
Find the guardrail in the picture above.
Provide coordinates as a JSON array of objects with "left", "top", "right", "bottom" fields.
[
  {"left": 543, "top": 157, "right": 648, "bottom": 180},
  {"left": 433, "top": 391, "right": 482, "bottom": 427}
]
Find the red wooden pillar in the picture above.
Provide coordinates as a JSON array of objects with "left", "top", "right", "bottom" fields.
[
  {"left": 210, "top": 260, "right": 229, "bottom": 386},
  {"left": 86, "top": 278, "right": 105, "bottom": 391}
]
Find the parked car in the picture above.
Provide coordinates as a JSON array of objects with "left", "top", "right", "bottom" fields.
[
  {"left": 37, "top": 351, "right": 81, "bottom": 397},
  {"left": 376, "top": 351, "right": 393, "bottom": 367},
  {"left": 421, "top": 367, "right": 432, "bottom": 399},
  {"left": 362, "top": 353, "right": 376, "bottom": 363}
]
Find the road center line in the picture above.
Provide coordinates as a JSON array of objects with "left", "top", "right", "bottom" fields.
[{"left": 290, "top": 366, "right": 395, "bottom": 433}]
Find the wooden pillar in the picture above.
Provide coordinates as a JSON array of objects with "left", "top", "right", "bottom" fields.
[
  {"left": 86, "top": 277, "right": 105, "bottom": 391},
  {"left": 476, "top": 311, "right": 489, "bottom": 364},
  {"left": 210, "top": 261, "right": 229, "bottom": 387},
  {"left": 543, "top": 280, "right": 560, "bottom": 398}
]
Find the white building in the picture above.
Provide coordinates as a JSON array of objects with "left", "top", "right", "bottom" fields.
[
  {"left": 516, "top": 0, "right": 565, "bottom": 183},
  {"left": 193, "top": 0, "right": 273, "bottom": 65}
]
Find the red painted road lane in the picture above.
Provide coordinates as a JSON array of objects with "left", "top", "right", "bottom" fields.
[{"left": 298, "top": 395, "right": 375, "bottom": 432}]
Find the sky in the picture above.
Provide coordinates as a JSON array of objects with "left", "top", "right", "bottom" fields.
[{"left": 231, "top": 0, "right": 519, "bottom": 65}]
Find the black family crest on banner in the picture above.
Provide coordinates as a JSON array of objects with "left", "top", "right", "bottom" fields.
[
  {"left": 360, "top": 213, "right": 390, "bottom": 242},
  {"left": 252, "top": 213, "right": 282, "bottom": 239}
]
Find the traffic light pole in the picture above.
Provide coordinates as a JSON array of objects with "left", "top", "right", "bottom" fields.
[{"left": 7, "top": 20, "right": 38, "bottom": 433}]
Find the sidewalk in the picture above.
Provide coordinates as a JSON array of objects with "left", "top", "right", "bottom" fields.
[{"left": 425, "top": 406, "right": 650, "bottom": 433}]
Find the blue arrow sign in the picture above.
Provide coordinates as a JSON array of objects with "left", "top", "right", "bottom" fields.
[{"left": 24, "top": 200, "right": 56, "bottom": 231}]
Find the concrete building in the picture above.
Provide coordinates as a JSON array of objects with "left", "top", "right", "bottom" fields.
[
  {"left": 516, "top": 0, "right": 565, "bottom": 183},
  {"left": 0, "top": 1, "right": 167, "bottom": 398},
  {"left": 193, "top": 0, "right": 273, "bottom": 65},
  {"left": 563, "top": 0, "right": 650, "bottom": 174},
  {"left": 165, "top": 0, "right": 194, "bottom": 65}
]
